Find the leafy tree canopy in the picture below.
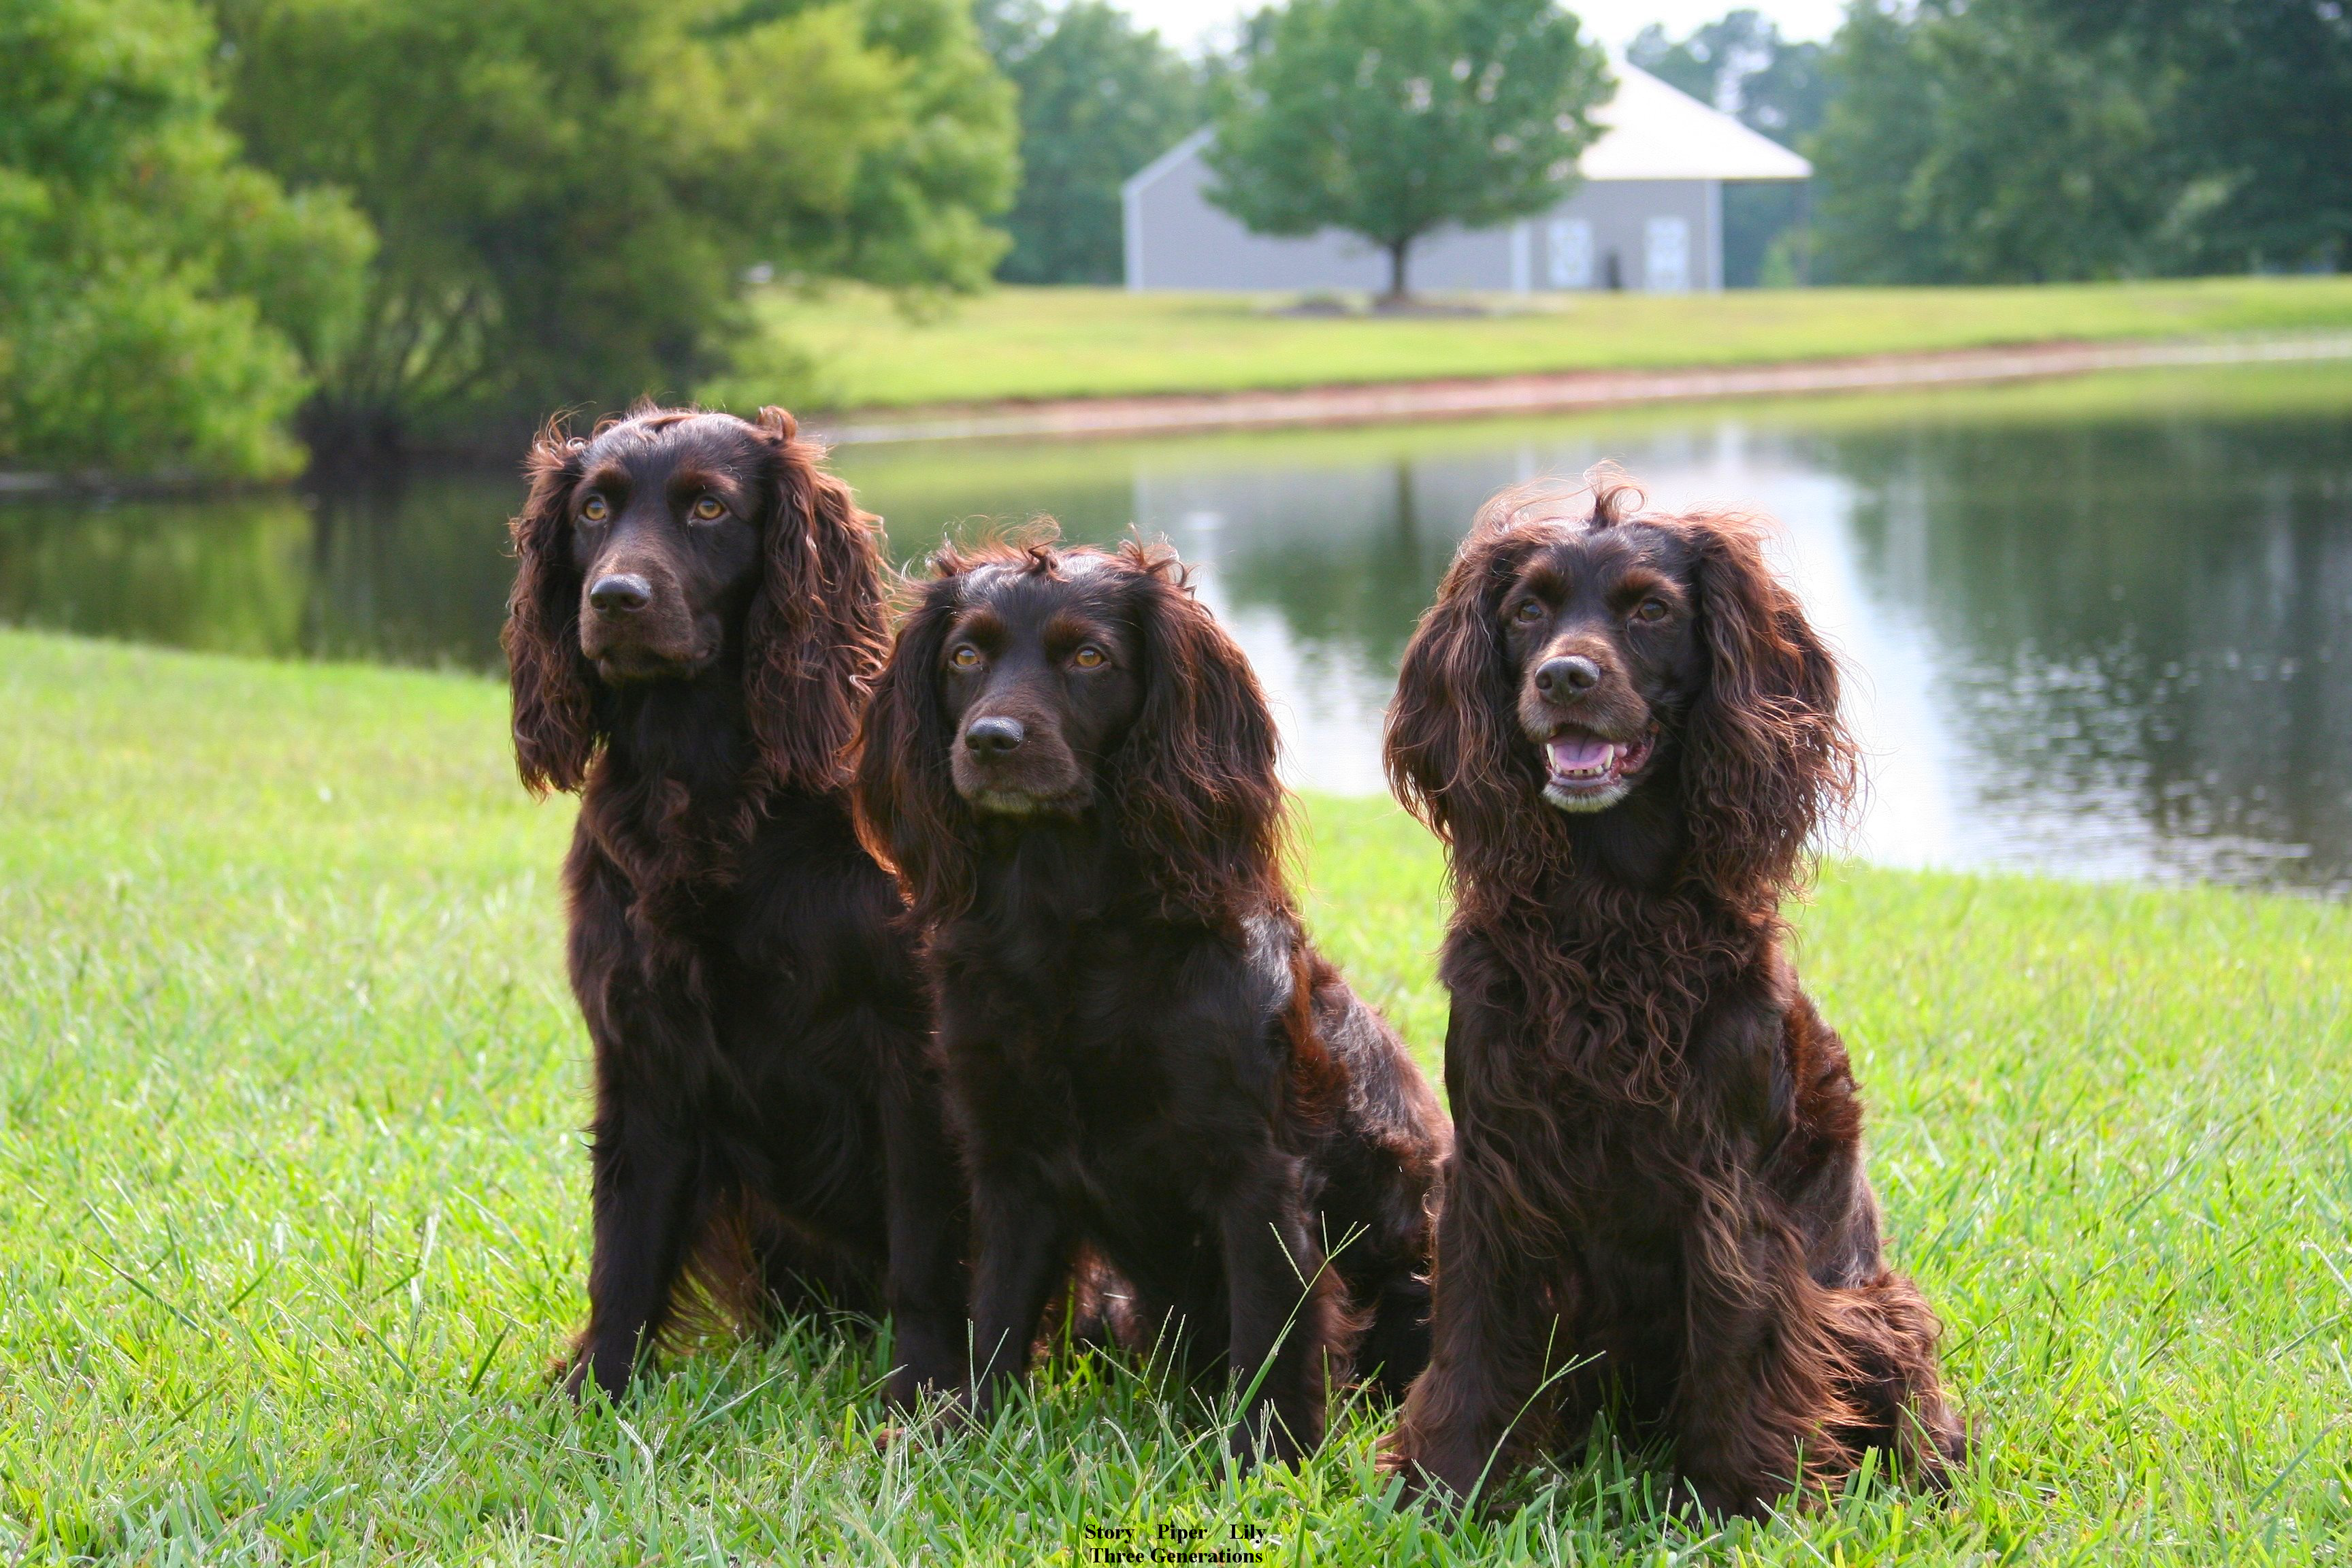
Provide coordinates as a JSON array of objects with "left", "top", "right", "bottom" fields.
[
  {"left": 1809, "top": 0, "right": 2350, "bottom": 284},
  {"left": 0, "top": 0, "right": 372, "bottom": 478},
  {"left": 981, "top": 0, "right": 1202, "bottom": 284},
  {"left": 2023, "top": 0, "right": 2352, "bottom": 269},
  {"left": 1808, "top": 0, "right": 2187, "bottom": 285},
  {"left": 1205, "top": 0, "right": 1608, "bottom": 301},
  {"left": 215, "top": 0, "right": 1018, "bottom": 452}
]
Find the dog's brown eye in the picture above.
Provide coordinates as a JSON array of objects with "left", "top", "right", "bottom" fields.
[
  {"left": 1071, "top": 645, "right": 1107, "bottom": 670},
  {"left": 689, "top": 495, "right": 726, "bottom": 523},
  {"left": 580, "top": 495, "right": 609, "bottom": 524},
  {"left": 948, "top": 644, "right": 983, "bottom": 671},
  {"left": 1512, "top": 598, "right": 1546, "bottom": 624},
  {"left": 1634, "top": 599, "right": 1670, "bottom": 623}
]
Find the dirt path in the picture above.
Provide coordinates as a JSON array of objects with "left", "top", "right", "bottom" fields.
[{"left": 812, "top": 331, "right": 2352, "bottom": 448}]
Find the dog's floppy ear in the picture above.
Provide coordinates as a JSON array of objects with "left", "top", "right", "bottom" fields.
[
  {"left": 851, "top": 564, "right": 976, "bottom": 922},
  {"left": 1384, "top": 523, "right": 1551, "bottom": 902},
  {"left": 1681, "top": 514, "right": 1859, "bottom": 911},
  {"left": 745, "top": 406, "right": 889, "bottom": 794},
  {"left": 1111, "top": 543, "right": 1286, "bottom": 926},
  {"left": 504, "top": 421, "right": 599, "bottom": 794}
]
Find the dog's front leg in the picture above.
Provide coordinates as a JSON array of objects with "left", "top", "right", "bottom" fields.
[
  {"left": 568, "top": 1103, "right": 702, "bottom": 1403},
  {"left": 1381, "top": 1166, "right": 1573, "bottom": 1507},
  {"left": 878, "top": 1044, "right": 971, "bottom": 1411},
  {"left": 1218, "top": 1161, "right": 1333, "bottom": 1468},
  {"left": 964, "top": 1160, "right": 1072, "bottom": 1426},
  {"left": 561, "top": 858, "right": 712, "bottom": 1404},
  {"left": 1668, "top": 1187, "right": 1852, "bottom": 1519}
]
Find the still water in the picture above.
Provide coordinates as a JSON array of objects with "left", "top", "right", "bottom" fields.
[{"left": 6, "top": 363, "right": 2349, "bottom": 894}]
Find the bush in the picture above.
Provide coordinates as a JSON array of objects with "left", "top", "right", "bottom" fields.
[{"left": 0, "top": 0, "right": 372, "bottom": 480}]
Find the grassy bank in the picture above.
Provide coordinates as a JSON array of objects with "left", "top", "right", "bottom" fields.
[
  {"left": 2, "top": 630, "right": 2348, "bottom": 1564},
  {"left": 711, "top": 276, "right": 2352, "bottom": 413}
]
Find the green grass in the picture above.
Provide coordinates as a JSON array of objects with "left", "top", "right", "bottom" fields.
[
  {"left": 3, "top": 628, "right": 2349, "bottom": 1564},
  {"left": 708, "top": 277, "right": 2352, "bottom": 413}
]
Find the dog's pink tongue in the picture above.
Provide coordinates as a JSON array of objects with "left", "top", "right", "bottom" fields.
[{"left": 1548, "top": 735, "right": 1615, "bottom": 777}]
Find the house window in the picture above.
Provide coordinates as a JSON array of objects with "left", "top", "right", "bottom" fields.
[
  {"left": 1546, "top": 219, "right": 1594, "bottom": 289},
  {"left": 1644, "top": 216, "right": 1691, "bottom": 293}
]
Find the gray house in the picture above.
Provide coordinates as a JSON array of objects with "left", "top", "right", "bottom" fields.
[{"left": 1121, "top": 63, "right": 1809, "bottom": 294}]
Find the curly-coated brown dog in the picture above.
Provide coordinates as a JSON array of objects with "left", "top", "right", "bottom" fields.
[
  {"left": 505, "top": 405, "right": 964, "bottom": 1408},
  {"left": 1379, "top": 470, "right": 1963, "bottom": 1517},
  {"left": 853, "top": 537, "right": 1450, "bottom": 1467}
]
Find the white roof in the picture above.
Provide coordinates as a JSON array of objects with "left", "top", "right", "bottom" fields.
[
  {"left": 1124, "top": 61, "right": 1810, "bottom": 200},
  {"left": 1579, "top": 63, "right": 1811, "bottom": 182},
  {"left": 1127, "top": 126, "right": 1215, "bottom": 196}
]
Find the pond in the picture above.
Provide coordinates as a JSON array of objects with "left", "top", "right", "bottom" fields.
[{"left": 6, "top": 361, "right": 2350, "bottom": 895}]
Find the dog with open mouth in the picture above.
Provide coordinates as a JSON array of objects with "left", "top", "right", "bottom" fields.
[{"left": 1379, "top": 467, "right": 1964, "bottom": 1518}]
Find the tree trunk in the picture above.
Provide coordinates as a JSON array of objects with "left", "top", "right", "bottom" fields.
[{"left": 1381, "top": 236, "right": 1413, "bottom": 306}]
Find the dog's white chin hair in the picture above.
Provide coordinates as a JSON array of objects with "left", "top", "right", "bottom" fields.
[
  {"left": 1543, "top": 779, "right": 1633, "bottom": 814},
  {"left": 967, "top": 789, "right": 1087, "bottom": 817},
  {"left": 970, "top": 792, "right": 1047, "bottom": 816}
]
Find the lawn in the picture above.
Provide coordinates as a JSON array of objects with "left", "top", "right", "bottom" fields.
[
  {"left": 707, "top": 276, "right": 2352, "bottom": 414},
  {"left": 3, "top": 628, "right": 2349, "bottom": 1564}
]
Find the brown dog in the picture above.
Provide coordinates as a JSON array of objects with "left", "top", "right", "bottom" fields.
[
  {"left": 1379, "top": 470, "right": 1963, "bottom": 1516},
  {"left": 504, "top": 406, "right": 966, "bottom": 1408},
  {"left": 853, "top": 538, "right": 1450, "bottom": 1466}
]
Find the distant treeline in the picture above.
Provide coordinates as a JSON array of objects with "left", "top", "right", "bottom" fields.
[
  {"left": 3, "top": 0, "right": 2345, "bottom": 480},
  {"left": 1811, "top": 0, "right": 2351, "bottom": 284},
  {"left": 994, "top": 0, "right": 2351, "bottom": 288}
]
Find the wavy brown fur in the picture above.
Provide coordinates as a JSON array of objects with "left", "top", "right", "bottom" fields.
[
  {"left": 1379, "top": 469, "right": 1962, "bottom": 1517},
  {"left": 853, "top": 535, "right": 1450, "bottom": 1467},
  {"left": 857, "top": 537, "right": 1291, "bottom": 932},
  {"left": 508, "top": 404, "right": 883, "bottom": 803}
]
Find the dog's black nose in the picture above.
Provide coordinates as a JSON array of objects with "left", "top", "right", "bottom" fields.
[
  {"left": 965, "top": 716, "right": 1026, "bottom": 756},
  {"left": 1536, "top": 655, "right": 1602, "bottom": 697},
  {"left": 588, "top": 574, "right": 651, "bottom": 615}
]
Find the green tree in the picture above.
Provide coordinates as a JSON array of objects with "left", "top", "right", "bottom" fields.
[
  {"left": 0, "top": 0, "right": 372, "bottom": 479},
  {"left": 214, "top": 0, "right": 1017, "bottom": 453},
  {"left": 980, "top": 0, "right": 1201, "bottom": 284},
  {"left": 1809, "top": 0, "right": 2180, "bottom": 284},
  {"left": 2025, "top": 0, "right": 2352, "bottom": 270},
  {"left": 1205, "top": 0, "right": 1607, "bottom": 302}
]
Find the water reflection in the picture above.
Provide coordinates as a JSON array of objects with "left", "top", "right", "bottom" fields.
[
  {"left": 4, "top": 365, "right": 2348, "bottom": 893},
  {"left": 0, "top": 493, "right": 315, "bottom": 657},
  {"left": 0, "top": 470, "right": 521, "bottom": 668},
  {"left": 1823, "top": 417, "right": 2352, "bottom": 887},
  {"left": 841, "top": 368, "right": 2352, "bottom": 892}
]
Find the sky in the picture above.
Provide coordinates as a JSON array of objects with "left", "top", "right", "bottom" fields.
[{"left": 1120, "top": 0, "right": 1850, "bottom": 54}]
